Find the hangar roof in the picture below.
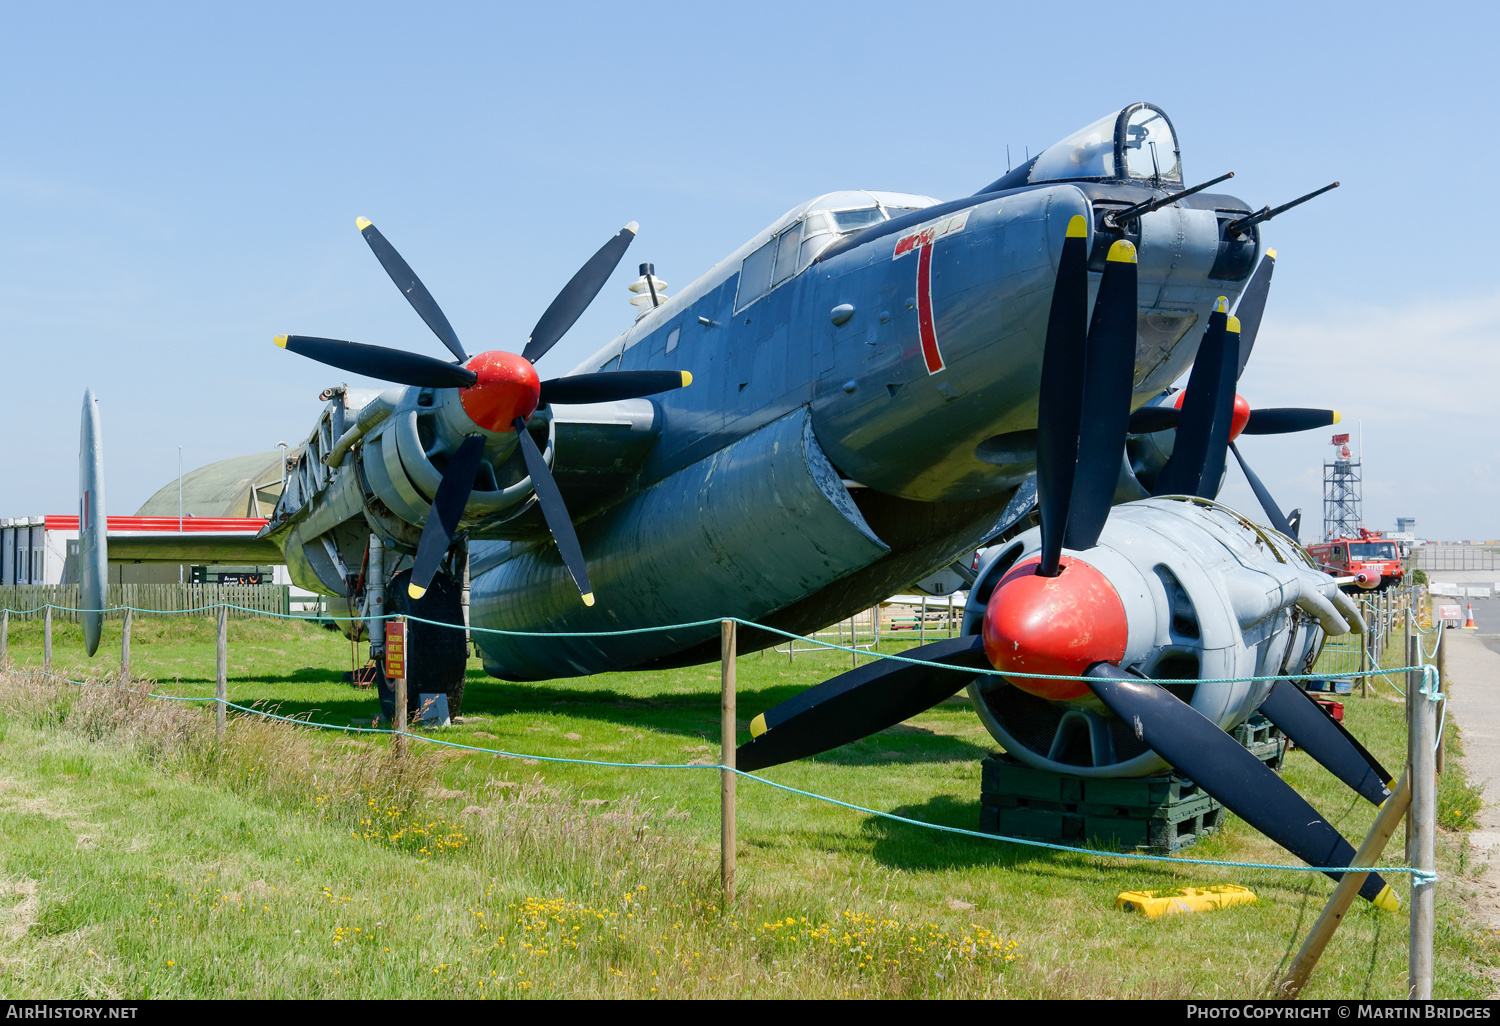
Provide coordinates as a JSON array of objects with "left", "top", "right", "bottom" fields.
[{"left": 134, "top": 450, "right": 294, "bottom": 518}]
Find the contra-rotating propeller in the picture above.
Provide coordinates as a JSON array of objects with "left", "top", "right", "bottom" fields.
[
  {"left": 276, "top": 218, "right": 692, "bottom": 603},
  {"left": 1130, "top": 251, "right": 1339, "bottom": 537},
  {"left": 737, "top": 216, "right": 1396, "bottom": 907}
]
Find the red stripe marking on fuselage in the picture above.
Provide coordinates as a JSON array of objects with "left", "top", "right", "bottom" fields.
[{"left": 915, "top": 244, "right": 945, "bottom": 374}]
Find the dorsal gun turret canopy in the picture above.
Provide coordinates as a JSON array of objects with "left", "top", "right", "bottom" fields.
[{"left": 982, "top": 103, "right": 1183, "bottom": 193}]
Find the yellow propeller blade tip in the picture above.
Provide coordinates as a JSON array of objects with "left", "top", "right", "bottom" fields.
[
  {"left": 274, "top": 335, "right": 288, "bottom": 348},
  {"left": 407, "top": 584, "right": 425, "bottom": 600},
  {"left": 1332, "top": 411, "right": 1342, "bottom": 424},
  {"left": 624, "top": 221, "right": 639, "bottom": 235},
  {"left": 1105, "top": 239, "right": 1137, "bottom": 263},
  {"left": 1266, "top": 248, "right": 1277, "bottom": 260},
  {"left": 1226, "top": 315, "right": 1241, "bottom": 334},
  {"left": 1373, "top": 884, "right": 1401, "bottom": 913},
  {"left": 680, "top": 371, "right": 693, "bottom": 387},
  {"left": 1215, "top": 296, "right": 1228, "bottom": 313},
  {"left": 356, "top": 217, "right": 372, "bottom": 231},
  {"left": 1066, "top": 214, "right": 1087, "bottom": 238},
  {"left": 581, "top": 592, "right": 596, "bottom": 607},
  {"left": 749, "top": 713, "right": 767, "bottom": 738}
]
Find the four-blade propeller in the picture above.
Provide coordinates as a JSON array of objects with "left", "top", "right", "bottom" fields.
[{"left": 277, "top": 217, "right": 692, "bottom": 603}]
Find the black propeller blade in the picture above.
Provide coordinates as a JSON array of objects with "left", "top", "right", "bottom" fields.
[
  {"left": 1257, "top": 679, "right": 1394, "bottom": 806},
  {"left": 1035, "top": 215, "right": 1090, "bottom": 577},
  {"left": 513, "top": 417, "right": 594, "bottom": 605},
  {"left": 1126, "top": 404, "right": 1340, "bottom": 439},
  {"left": 357, "top": 218, "right": 468, "bottom": 363},
  {"left": 275, "top": 335, "right": 478, "bottom": 389},
  {"left": 736, "top": 635, "right": 992, "bottom": 772},
  {"left": 1233, "top": 251, "right": 1276, "bottom": 379},
  {"left": 540, "top": 370, "right": 692, "bottom": 407},
  {"left": 1084, "top": 664, "right": 1396, "bottom": 906},
  {"left": 408, "top": 433, "right": 487, "bottom": 600},
  {"left": 1126, "top": 404, "right": 1181, "bottom": 434},
  {"left": 523, "top": 224, "right": 639, "bottom": 365},
  {"left": 1229, "top": 442, "right": 1295, "bottom": 537},
  {"left": 1152, "top": 309, "right": 1238, "bottom": 498},
  {"left": 1063, "top": 239, "right": 1138, "bottom": 552},
  {"left": 1241, "top": 408, "right": 1341, "bottom": 435}
]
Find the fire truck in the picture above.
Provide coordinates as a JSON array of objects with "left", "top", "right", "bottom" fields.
[{"left": 1306, "top": 528, "right": 1405, "bottom": 592}]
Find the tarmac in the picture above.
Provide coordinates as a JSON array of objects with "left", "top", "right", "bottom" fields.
[{"left": 1426, "top": 593, "right": 1500, "bottom": 987}]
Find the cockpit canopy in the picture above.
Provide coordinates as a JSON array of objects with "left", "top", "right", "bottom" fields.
[
  {"left": 1022, "top": 103, "right": 1182, "bottom": 187},
  {"left": 734, "top": 190, "right": 937, "bottom": 312}
]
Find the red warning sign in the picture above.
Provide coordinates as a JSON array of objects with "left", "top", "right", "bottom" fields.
[{"left": 385, "top": 621, "right": 406, "bottom": 679}]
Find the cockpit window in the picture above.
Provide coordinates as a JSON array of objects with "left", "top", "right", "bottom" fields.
[
  {"left": 1123, "top": 106, "right": 1181, "bottom": 182},
  {"left": 1030, "top": 112, "right": 1117, "bottom": 182},
  {"left": 830, "top": 208, "right": 886, "bottom": 233},
  {"left": 772, "top": 221, "right": 801, "bottom": 285},
  {"left": 1027, "top": 103, "right": 1183, "bottom": 186}
]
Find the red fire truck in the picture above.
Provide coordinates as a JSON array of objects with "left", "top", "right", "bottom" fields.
[{"left": 1306, "top": 528, "right": 1405, "bottom": 592}]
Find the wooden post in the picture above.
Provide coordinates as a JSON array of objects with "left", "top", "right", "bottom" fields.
[
  {"left": 215, "top": 604, "right": 227, "bottom": 736},
  {"left": 720, "top": 619, "right": 737, "bottom": 905},
  {"left": 120, "top": 607, "right": 132, "bottom": 681},
  {"left": 1409, "top": 644, "right": 1437, "bottom": 999},
  {"left": 43, "top": 605, "right": 52, "bottom": 671},
  {"left": 1279, "top": 770, "right": 1412, "bottom": 998},
  {"left": 390, "top": 617, "right": 409, "bottom": 756},
  {"left": 0, "top": 608, "right": 8, "bottom": 670}
]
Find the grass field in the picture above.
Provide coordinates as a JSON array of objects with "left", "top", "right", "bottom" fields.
[{"left": 0, "top": 612, "right": 1492, "bottom": 998}]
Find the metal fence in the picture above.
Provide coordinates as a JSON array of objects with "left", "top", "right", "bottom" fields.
[
  {"left": 0, "top": 583, "right": 292, "bottom": 621},
  {"left": 1411, "top": 546, "right": 1500, "bottom": 571}
]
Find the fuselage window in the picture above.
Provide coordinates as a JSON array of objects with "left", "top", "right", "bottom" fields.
[
  {"left": 736, "top": 238, "right": 776, "bottom": 311},
  {"left": 665, "top": 326, "right": 680, "bottom": 353}
]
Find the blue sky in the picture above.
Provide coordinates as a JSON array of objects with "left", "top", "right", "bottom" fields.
[{"left": 3, "top": 1, "right": 1495, "bottom": 539}]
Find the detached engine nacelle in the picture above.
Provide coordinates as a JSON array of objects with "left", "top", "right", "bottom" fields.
[{"left": 962, "top": 497, "right": 1360, "bottom": 778}]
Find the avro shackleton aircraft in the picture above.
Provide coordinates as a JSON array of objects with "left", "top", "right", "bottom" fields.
[{"left": 81, "top": 103, "right": 1398, "bottom": 905}]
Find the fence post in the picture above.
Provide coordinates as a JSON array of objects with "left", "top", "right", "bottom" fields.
[
  {"left": 1436, "top": 625, "right": 1447, "bottom": 775},
  {"left": 393, "top": 616, "right": 408, "bottom": 757},
  {"left": 120, "top": 607, "right": 132, "bottom": 681},
  {"left": 1409, "top": 648, "right": 1437, "bottom": 998},
  {"left": 43, "top": 605, "right": 52, "bottom": 671},
  {"left": 919, "top": 595, "right": 927, "bottom": 645},
  {"left": 850, "top": 616, "right": 857, "bottom": 669},
  {"left": 215, "top": 604, "right": 227, "bottom": 736},
  {"left": 872, "top": 604, "right": 880, "bottom": 653},
  {"left": 720, "top": 619, "right": 737, "bottom": 905},
  {"left": 1359, "top": 601, "right": 1370, "bottom": 698},
  {"left": 948, "top": 593, "right": 955, "bottom": 638},
  {"left": 0, "top": 608, "right": 8, "bottom": 670}
]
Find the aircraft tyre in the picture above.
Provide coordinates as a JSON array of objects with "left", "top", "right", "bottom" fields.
[{"left": 377, "top": 568, "right": 468, "bottom": 720}]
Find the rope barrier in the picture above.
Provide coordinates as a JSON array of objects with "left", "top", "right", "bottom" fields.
[
  {"left": 11, "top": 666, "right": 1435, "bottom": 885},
  {"left": 0, "top": 601, "right": 1430, "bottom": 686}
]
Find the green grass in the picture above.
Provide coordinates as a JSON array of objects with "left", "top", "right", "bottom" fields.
[{"left": 0, "top": 613, "right": 1493, "bottom": 998}]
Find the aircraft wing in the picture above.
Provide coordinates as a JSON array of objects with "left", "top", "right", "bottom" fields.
[{"left": 54, "top": 516, "right": 286, "bottom": 564}]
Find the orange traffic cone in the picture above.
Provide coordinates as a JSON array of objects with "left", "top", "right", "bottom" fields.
[{"left": 1463, "top": 604, "right": 1478, "bottom": 629}]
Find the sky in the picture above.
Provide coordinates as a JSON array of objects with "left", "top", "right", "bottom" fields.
[{"left": 2, "top": 1, "right": 1496, "bottom": 540}]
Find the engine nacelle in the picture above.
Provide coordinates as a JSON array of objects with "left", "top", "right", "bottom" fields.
[{"left": 962, "top": 497, "right": 1360, "bottom": 777}]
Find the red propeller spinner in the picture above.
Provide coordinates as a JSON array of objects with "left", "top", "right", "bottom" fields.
[
  {"left": 981, "top": 556, "right": 1129, "bottom": 702},
  {"left": 459, "top": 350, "right": 542, "bottom": 433},
  {"left": 1174, "top": 389, "right": 1251, "bottom": 441}
]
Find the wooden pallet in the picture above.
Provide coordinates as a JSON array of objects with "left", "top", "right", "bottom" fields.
[{"left": 978, "top": 720, "right": 1286, "bottom": 854}]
